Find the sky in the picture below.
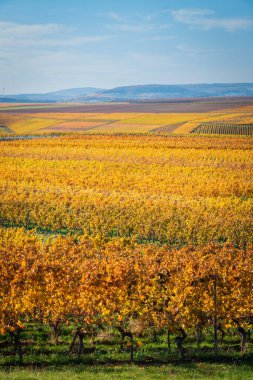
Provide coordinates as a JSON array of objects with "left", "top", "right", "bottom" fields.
[{"left": 0, "top": 0, "right": 253, "bottom": 94}]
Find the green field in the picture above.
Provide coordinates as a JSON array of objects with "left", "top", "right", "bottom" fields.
[{"left": 1, "top": 363, "right": 253, "bottom": 380}]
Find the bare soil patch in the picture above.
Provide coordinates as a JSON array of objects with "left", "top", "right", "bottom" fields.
[{"left": 2, "top": 97, "right": 253, "bottom": 114}]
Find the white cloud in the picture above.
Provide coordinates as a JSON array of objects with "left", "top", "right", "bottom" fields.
[
  {"left": 172, "top": 8, "right": 253, "bottom": 31},
  {"left": 107, "top": 22, "right": 170, "bottom": 33},
  {"left": 173, "top": 9, "right": 214, "bottom": 21},
  {"left": 116, "top": 24, "right": 153, "bottom": 32},
  {"left": 141, "top": 35, "right": 175, "bottom": 42},
  {"left": 104, "top": 10, "right": 171, "bottom": 34},
  {"left": 176, "top": 44, "right": 214, "bottom": 55},
  {"left": 106, "top": 12, "right": 123, "bottom": 21},
  {"left": 0, "top": 21, "right": 63, "bottom": 49},
  {"left": 0, "top": 20, "right": 112, "bottom": 50},
  {"left": 0, "top": 20, "right": 115, "bottom": 92}
]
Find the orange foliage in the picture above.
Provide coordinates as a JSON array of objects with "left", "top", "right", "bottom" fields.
[{"left": 0, "top": 229, "right": 252, "bottom": 356}]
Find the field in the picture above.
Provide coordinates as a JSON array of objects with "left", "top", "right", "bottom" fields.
[
  {"left": 192, "top": 123, "right": 253, "bottom": 135},
  {"left": 0, "top": 135, "right": 252, "bottom": 244},
  {"left": 1, "top": 97, "right": 253, "bottom": 113},
  {"left": 1, "top": 99, "right": 253, "bottom": 136},
  {"left": 0, "top": 228, "right": 252, "bottom": 377},
  {"left": 1, "top": 363, "right": 253, "bottom": 380},
  {"left": 0, "top": 100, "right": 252, "bottom": 379}
]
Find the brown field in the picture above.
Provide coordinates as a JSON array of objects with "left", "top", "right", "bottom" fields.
[
  {"left": 150, "top": 123, "right": 183, "bottom": 133},
  {"left": 1, "top": 97, "right": 253, "bottom": 114},
  {"left": 40, "top": 121, "right": 106, "bottom": 132},
  {"left": 88, "top": 122, "right": 159, "bottom": 134}
]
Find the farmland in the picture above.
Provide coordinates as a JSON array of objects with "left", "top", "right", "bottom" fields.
[
  {"left": 0, "top": 134, "right": 252, "bottom": 244},
  {"left": 0, "top": 102, "right": 252, "bottom": 378},
  {"left": 192, "top": 123, "right": 253, "bottom": 135},
  {"left": 1, "top": 99, "right": 253, "bottom": 136}
]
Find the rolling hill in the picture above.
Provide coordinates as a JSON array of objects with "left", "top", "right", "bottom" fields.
[{"left": 2, "top": 83, "right": 253, "bottom": 103}]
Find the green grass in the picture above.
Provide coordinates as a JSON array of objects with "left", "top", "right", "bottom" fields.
[
  {"left": 1, "top": 324, "right": 253, "bottom": 379},
  {"left": 1, "top": 363, "right": 253, "bottom": 380}
]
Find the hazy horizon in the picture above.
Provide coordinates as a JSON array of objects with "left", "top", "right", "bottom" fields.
[
  {"left": 1, "top": 0, "right": 253, "bottom": 94},
  {"left": 4, "top": 82, "right": 253, "bottom": 96}
]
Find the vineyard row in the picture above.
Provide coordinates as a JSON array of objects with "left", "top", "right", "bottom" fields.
[
  {"left": 0, "top": 228, "right": 252, "bottom": 362},
  {"left": 192, "top": 123, "right": 253, "bottom": 135}
]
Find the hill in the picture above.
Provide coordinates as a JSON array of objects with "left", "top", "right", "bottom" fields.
[
  {"left": 1, "top": 87, "right": 103, "bottom": 103},
  {"left": 2, "top": 83, "right": 253, "bottom": 103},
  {"left": 80, "top": 83, "right": 253, "bottom": 101}
]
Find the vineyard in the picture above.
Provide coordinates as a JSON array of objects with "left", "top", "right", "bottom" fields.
[
  {"left": 0, "top": 133, "right": 252, "bottom": 372},
  {"left": 192, "top": 123, "right": 253, "bottom": 136},
  {"left": 0, "top": 229, "right": 252, "bottom": 366},
  {"left": 0, "top": 135, "right": 252, "bottom": 246},
  {"left": 1, "top": 104, "right": 253, "bottom": 136}
]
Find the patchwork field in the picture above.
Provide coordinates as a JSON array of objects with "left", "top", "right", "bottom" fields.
[
  {"left": 1, "top": 100, "right": 253, "bottom": 135},
  {"left": 2, "top": 97, "right": 253, "bottom": 113}
]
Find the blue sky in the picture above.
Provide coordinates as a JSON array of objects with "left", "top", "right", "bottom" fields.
[{"left": 0, "top": 0, "right": 253, "bottom": 93}]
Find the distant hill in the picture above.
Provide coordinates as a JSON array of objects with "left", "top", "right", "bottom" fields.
[
  {"left": 80, "top": 83, "right": 253, "bottom": 101},
  {"left": 2, "top": 83, "right": 253, "bottom": 103},
  {"left": 1, "top": 87, "right": 104, "bottom": 103},
  {"left": 0, "top": 97, "right": 18, "bottom": 103}
]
